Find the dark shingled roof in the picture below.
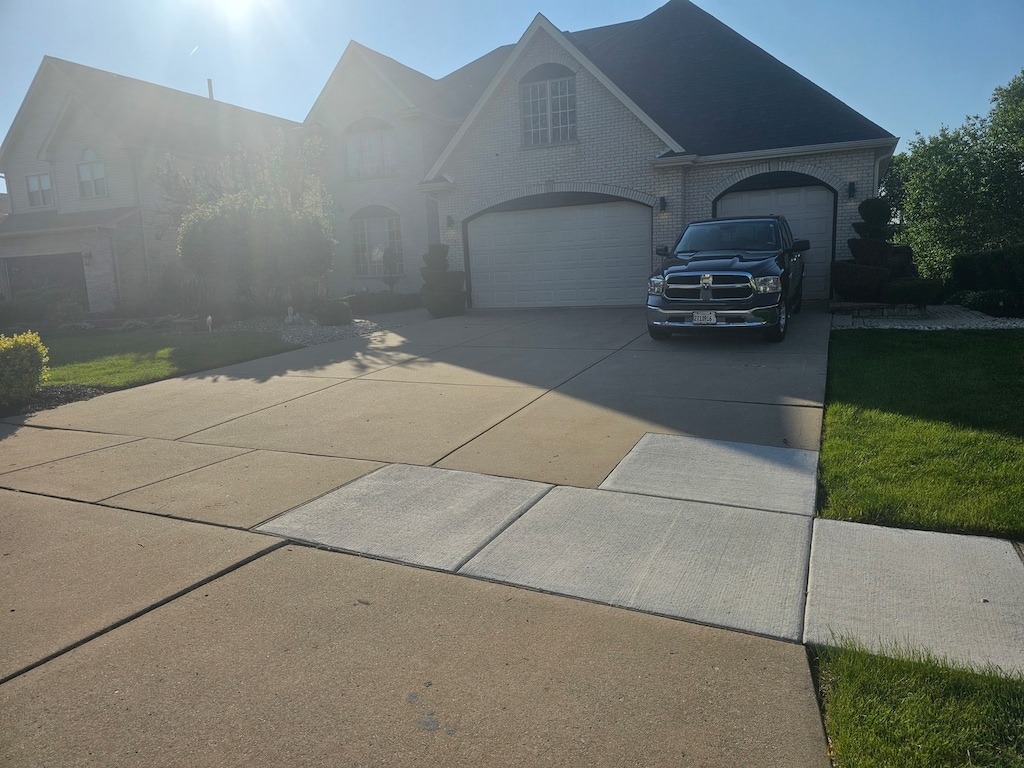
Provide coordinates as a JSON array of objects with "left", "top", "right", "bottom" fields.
[
  {"left": 369, "top": 0, "right": 893, "bottom": 156},
  {"left": 577, "top": 0, "right": 893, "bottom": 155},
  {"left": 369, "top": 0, "right": 891, "bottom": 156},
  {"left": 46, "top": 57, "right": 300, "bottom": 156}
]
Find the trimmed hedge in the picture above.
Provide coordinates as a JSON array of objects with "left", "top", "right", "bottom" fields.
[
  {"left": 948, "top": 245, "right": 1024, "bottom": 317},
  {"left": 950, "top": 245, "right": 1024, "bottom": 293},
  {"left": 343, "top": 291, "right": 422, "bottom": 316},
  {"left": 6, "top": 288, "right": 87, "bottom": 326},
  {"left": 313, "top": 298, "right": 353, "bottom": 326},
  {"left": 0, "top": 331, "right": 49, "bottom": 407},
  {"left": 884, "top": 278, "right": 943, "bottom": 307},
  {"left": 832, "top": 260, "right": 890, "bottom": 302}
]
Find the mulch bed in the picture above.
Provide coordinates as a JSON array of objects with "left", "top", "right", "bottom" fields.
[{"left": 0, "top": 384, "right": 113, "bottom": 419}]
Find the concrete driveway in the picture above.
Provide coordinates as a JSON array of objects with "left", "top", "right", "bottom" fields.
[{"left": 0, "top": 307, "right": 836, "bottom": 766}]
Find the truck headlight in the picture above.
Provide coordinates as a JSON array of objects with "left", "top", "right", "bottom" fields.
[
  {"left": 648, "top": 275, "right": 665, "bottom": 296},
  {"left": 753, "top": 276, "right": 782, "bottom": 294}
]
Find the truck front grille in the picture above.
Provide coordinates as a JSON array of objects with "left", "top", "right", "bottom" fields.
[{"left": 664, "top": 273, "right": 753, "bottom": 301}]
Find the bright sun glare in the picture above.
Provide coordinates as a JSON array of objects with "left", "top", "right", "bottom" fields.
[{"left": 210, "top": 0, "right": 262, "bottom": 25}]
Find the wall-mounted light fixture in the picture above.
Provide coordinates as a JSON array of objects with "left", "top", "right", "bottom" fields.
[
  {"left": 446, "top": 215, "right": 455, "bottom": 229},
  {"left": 658, "top": 196, "right": 667, "bottom": 212},
  {"left": 847, "top": 182, "right": 856, "bottom": 200},
  {"left": 82, "top": 251, "right": 93, "bottom": 264}
]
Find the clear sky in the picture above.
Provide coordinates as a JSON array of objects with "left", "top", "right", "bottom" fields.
[{"left": 1, "top": 0, "right": 1022, "bottom": 195}]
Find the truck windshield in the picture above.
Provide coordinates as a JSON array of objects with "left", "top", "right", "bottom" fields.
[{"left": 676, "top": 220, "right": 779, "bottom": 252}]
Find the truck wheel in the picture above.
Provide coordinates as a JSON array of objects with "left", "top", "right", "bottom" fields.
[
  {"left": 763, "top": 300, "right": 789, "bottom": 343},
  {"left": 648, "top": 325, "right": 672, "bottom": 340}
]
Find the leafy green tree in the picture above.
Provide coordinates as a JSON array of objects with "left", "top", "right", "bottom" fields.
[
  {"left": 886, "top": 69, "right": 1024, "bottom": 278},
  {"left": 167, "top": 132, "right": 335, "bottom": 314}
]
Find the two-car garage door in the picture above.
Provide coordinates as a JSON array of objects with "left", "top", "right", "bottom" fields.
[{"left": 467, "top": 201, "right": 652, "bottom": 308}]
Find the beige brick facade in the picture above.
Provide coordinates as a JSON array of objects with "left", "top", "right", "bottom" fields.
[{"left": 428, "top": 27, "right": 889, "bottom": 290}]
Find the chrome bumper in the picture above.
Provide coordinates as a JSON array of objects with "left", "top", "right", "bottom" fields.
[{"left": 646, "top": 303, "right": 780, "bottom": 329}]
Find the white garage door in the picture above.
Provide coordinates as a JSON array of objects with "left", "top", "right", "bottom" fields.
[
  {"left": 467, "top": 201, "right": 652, "bottom": 308},
  {"left": 717, "top": 186, "right": 835, "bottom": 300}
]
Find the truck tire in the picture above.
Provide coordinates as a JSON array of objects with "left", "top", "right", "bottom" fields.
[{"left": 763, "top": 299, "right": 789, "bottom": 343}]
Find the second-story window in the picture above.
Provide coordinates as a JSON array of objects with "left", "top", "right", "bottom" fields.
[
  {"left": 78, "top": 149, "right": 107, "bottom": 198},
  {"left": 521, "top": 64, "right": 577, "bottom": 147},
  {"left": 26, "top": 173, "right": 53, "bottom": 207},
  {"left": 346, "top": 119, "right": 396, "bottom": 179}
]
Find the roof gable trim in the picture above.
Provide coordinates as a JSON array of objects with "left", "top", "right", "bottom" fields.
[
  {"left": 306, "top": 42, "right": 416, "bottom": 124},
  {"left": 423, "top": 13, "right": 684, "bottom": 182}
]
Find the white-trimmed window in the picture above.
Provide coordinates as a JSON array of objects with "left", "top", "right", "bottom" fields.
[
  {"left": 77, "top": 149, "right": 107, "bottom": 198},
  {"left": 352, "top": 206, "right": 403, "bottom": 277},
  {"left": 26, "top": 173, "right": 53, "bottom": 207},
  {"left": 521, "top": 64, "right": 577, "bottom": 146},
  {"left": 345, "top": 119, "right": 396, "bottom": 179}
]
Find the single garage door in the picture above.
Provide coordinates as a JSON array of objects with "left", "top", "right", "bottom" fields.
[
  {"left": 717, "top": 186, "right": 835, "bottom": 300},
  {"left": 467, "top": 201, "right": 652, "bottom": 308}
]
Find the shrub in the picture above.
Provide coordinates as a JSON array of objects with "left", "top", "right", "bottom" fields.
[
  {"left": 313, "top": 298, "right": 353, "bottom": 326},
  {"left": 8, "top": 288, "right": 87, "bottom": 325},
  {"left": 953, "top": 290, "right": 1024, "bottom": 317},
  {"left": 848, "top": 238, "right": 892, "bottom": 268},
  {"left": 0, "top": 331, "right": 49, "bottom": 407},
  {"left": 850, "top": 197, "right": 895, "bottom": 241},
  {"left": 883, "top": 278, "right": 943, "bottom": 307},
  {"left": 343, "top": 291, "right": 421, "bottom": 316},
  {"left": 832, "top": 261, "right": 890, "bottom": 302},
  {"left": 949, "top": 245, "right": 1024, "bottom": 294},
  {"left": 422, "top": 244, "right": 451, "bottom": 271}
]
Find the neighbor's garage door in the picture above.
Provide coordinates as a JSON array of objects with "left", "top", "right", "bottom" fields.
[
  {"left": 717, "top": 186, "right": 835, "bottom": 300},
  {"left": 467, "top": 201, "right": 652, "bottom": 308}
]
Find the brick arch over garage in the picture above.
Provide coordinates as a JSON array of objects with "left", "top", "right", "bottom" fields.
[
  {"left": 705, "top": 161, "right": 844, "bottom": 202},
  {"left": 466, "top": 183, "right": 658, "bottom": 221}
]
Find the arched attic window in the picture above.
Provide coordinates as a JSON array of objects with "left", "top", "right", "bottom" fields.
[
  {"left": 78, "top": 148, "right": 107, "bottom": 198},
  {"left": 351, "top": 205, "right": 403, "bottom": 278},
  {"left": 345, "top": 118, "right": 396, "bottom": 179},
  {"left": 520, "top": 64, "right": 577, "bottom": 147}
]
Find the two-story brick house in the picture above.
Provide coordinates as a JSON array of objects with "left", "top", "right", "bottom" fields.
[
  {"left": 1, "top": 0, "right": 897, "bottom": 314},
  {"left": 309, "top": 0, "right": 896, "bottom": 307},
  {"left": 0, "top": 57, "right": 298, "bottom": 313}
]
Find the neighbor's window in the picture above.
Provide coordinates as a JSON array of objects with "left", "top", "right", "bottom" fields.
[
  {"left": 352, "top": 206, "right": 403, "bottom": 277},
  {"left": 346, "top": 119, "right": 396, "bottom": 179},
  {"left": 521, "top": 64, "right": 576, "bottom": 146},
  {"left": 26, "top": 173, "right": 53, "bottom": 207},
  {"left": 77, "top": 149, "right": 107, "bottom": 198}
]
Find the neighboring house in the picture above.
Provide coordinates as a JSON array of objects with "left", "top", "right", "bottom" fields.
[
  {"left": 313, "top": 0, "right": 897, "bottom": 305},
  {"left": 0, "top": 57, "right": 299, "bottom": 313}
]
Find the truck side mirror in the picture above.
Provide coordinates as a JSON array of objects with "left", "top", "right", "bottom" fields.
[
  {"left": 791, "top": 239, "right": 810, "bottom": 253},
  {"left": 655, "top": 246, "right": 669, "bottom": 257}
]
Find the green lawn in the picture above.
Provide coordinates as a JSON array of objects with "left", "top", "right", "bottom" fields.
[
  {"left": 42, "top": 330, "right": 300, "bottom": 389},
  {"left": 820, "top": 330, "right": 1024, "bottom": 540},
  {"left": 819, "top": 329, "right": 1024, "bottom": 765},
  {"left": 815, "top": 644, "right": 1024, "bottom": 768}
]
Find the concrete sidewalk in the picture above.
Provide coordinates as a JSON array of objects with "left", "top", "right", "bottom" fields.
[{"left": 2, "top": 306, "right": 1021, "bottom": 765}]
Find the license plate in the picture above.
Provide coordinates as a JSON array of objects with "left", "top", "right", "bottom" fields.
[{"left": 692, "top": 311, "right": 717, "bottom": 325}]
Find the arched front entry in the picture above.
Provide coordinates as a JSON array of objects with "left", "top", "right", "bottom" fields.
[
  {"left": 714, "top": 172, "right": 836, "bottom": 300},
  {"left": 465, "top": 192, "right": 652, "bottom": 308}
]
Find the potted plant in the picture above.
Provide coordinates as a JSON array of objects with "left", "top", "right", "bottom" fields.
[{"left": 419, "top": 244, "right": 466, "bottom": 317}]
